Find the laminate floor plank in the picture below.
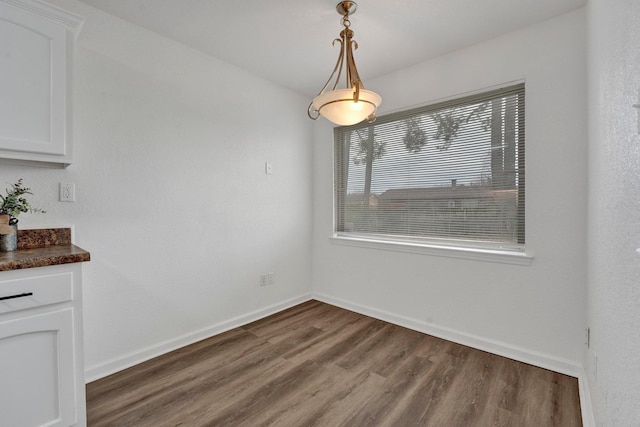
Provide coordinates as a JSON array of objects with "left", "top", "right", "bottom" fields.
[
  {"left": 372, "top": 327, "right": 432, "bottom": 378},
  {"left": 290, "top": 369, "right": 387, "bottom": 427},
  {"left": 310, "top": 305, "right": 365, "bottom": 332},
  {"left": 423, "top": 349, "right": 499, "bottom": 427},
  {"left": 87, "top": 300, "right": 582, "bottom": 426},
  {"left": 340, "top": 355, "right": 436, "bottom": 426},
  {"left": 88, "top": 335, "right": 277, "bottom": 426},
  {"left": 379, "top": 344, "right": 472, "bottom": 426},
  {"left": 86, "top": 327, "right": 250, "bottom": 405},
  {"left": 88, "top": 331, "right": 272, "bottom": 420},
  {"left": 520, "top": 367, "right": 556, "bottom": 426},
  {"left": 497, "top": 354, "right": 525, "bottom": 413},
  {"left": 557, "top": 372, "right": 584, "bottom": 427},
  {"left": 236, "top": 361, "right": 356, "bottom": 426},
  {"left": 201, "top": 359, "right": 323, "bottom": 426},
  {"left": 244, "top": 300, "right": 334, "bottom": 342},
  {"left": 337, "top": 323, "right": 425, "bottom": 378},
  {"left": 279, "top": 316, "right": 384, "bottom": 365},
  {"left": 164, "top": 327, "right": 334, "bottom": 427}
]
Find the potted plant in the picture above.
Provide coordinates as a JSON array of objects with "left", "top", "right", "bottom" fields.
[{"left": 0, "top": 179, "right": 46, "bottom": 252}]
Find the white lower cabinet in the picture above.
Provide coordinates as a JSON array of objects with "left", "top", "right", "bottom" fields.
[{"left": 0, "top": 264, "right": 86, "bottom": 427}]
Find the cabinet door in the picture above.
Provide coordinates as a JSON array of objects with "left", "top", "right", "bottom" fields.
[
  {"left": 0, "top": 1, "right": 68, "bottom": 157},
  {"left": 0, "top": 308, "right": 78, "bottom": 427}
]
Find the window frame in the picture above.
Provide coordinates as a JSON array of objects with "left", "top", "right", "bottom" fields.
[{"left": 332, "top": 83, "right": 530, "bottom": 264}]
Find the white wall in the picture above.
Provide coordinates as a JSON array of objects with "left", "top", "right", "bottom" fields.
[
  {"left": 312, "top": 9, "right": 588, "bottom": 371},
  {"left": 587, "top": 0, "right": 640, "bottom": 424},
  {"left": 0, "top": 0, "right": 313, "bottom": 380}
]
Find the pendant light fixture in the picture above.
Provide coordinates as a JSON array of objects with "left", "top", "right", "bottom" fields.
[{"left": 308, "top": 1, "right": 381, "bottom": 126}]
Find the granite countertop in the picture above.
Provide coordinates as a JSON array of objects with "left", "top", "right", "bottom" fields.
[{"left": 0, "top": 228, "right": 90, "bottom": 271}]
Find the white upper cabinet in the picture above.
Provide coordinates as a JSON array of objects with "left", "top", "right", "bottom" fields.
[{"left": 0, "top": 0, "right": 83, "bottom": 167}]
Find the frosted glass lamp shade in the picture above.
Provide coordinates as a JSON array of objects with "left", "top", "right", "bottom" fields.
[{"left": 312, "top": 88, "right": 382, "bottom": 126}]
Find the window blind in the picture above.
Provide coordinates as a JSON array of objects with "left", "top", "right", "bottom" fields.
[{"left": 334, "top": 83, "right": 525, "bottom": 250}]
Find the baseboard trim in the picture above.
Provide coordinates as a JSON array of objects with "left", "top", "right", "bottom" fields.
[
  {"left": 313, "top": 292, "right": 582, "bottom": 378},
  {"left": 578, "top": 368, "right": 596, "bottom": 427},
  {"left": 84, "top": 293, "right": 313, "bottom": 383}
]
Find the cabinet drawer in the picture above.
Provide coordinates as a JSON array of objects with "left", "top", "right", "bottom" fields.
[{"left": 0, "top": 272, "right": 73, "bottom": 314}]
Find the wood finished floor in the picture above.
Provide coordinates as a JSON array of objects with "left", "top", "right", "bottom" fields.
[{"left": 86, "top": 300, "right": 582, "bottom": 426}]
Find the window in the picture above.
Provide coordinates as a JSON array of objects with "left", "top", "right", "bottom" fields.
[{"left": 334, "top": 84, "right": 525, "bottom": 253}]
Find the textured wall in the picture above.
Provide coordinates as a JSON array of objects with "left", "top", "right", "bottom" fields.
[
  {"left": 0, "top": 0, "right": 313, "bottom": 379},
  {"left": 587, "top": 0, "right": 640, "bottom": 424},
  {"left": 312, "top": 9, "right": 588, "bottom": 368}
]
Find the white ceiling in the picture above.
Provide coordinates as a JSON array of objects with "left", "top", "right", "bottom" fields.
[{"left": 76, "top": 0, "right": 586, "bottom": 97}]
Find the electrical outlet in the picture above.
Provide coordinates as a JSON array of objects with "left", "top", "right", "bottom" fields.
[
  {"left": 260, "top": 272, "right": 274, "bottom": 287},
  {"left": 265, "top": 162, "right": 273, "bottom": 175},
  {"left": 60, "top": 182, "right": 75, "bottom": 202}
]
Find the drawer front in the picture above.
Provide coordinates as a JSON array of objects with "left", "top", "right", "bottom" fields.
[{"left": 0, "top": 272, "right": 73, "bottom": 314}]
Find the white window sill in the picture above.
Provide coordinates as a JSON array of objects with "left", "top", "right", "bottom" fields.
[{"left": 329, "top": 235, "right": 533, "bottom": 266}]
